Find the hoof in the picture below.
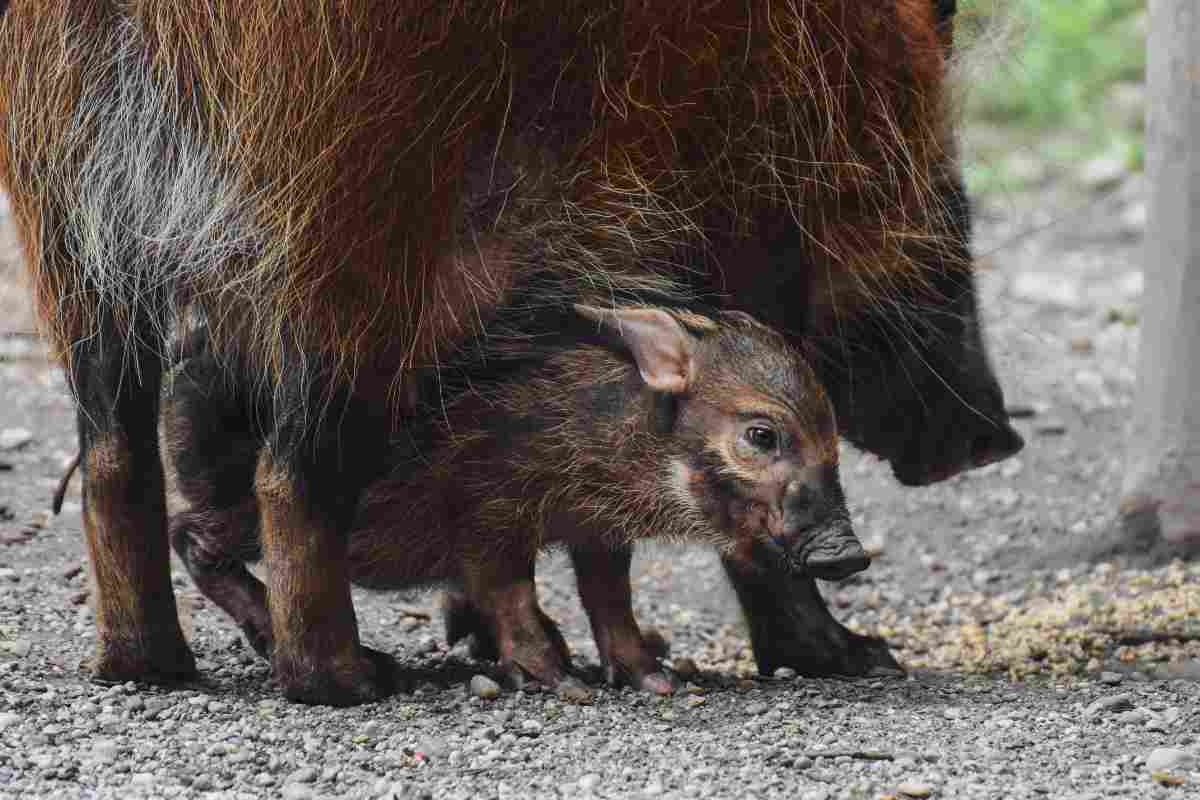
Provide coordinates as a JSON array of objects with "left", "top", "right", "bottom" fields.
[
  {"left": 635, "top": 669, "right": 678, "bottom": 696},
  {"left": 443, "top": 591, "right": 500, "bottom": 662},
  {"left": 277, "top": 646, "right": 401, "bottom": 707},
  {"left": 91, "top": 630, "right": 198, "bottom": 685},
  {"left": 756, "top": 630, "right": 904, "bottom": 679},
  {"left": 641, "top": 627, "right": 671, "bottom": 660}
]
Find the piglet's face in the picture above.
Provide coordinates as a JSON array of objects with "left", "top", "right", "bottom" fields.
[{"left": 575, "top": 305, "right": 868, "bottom": 581}]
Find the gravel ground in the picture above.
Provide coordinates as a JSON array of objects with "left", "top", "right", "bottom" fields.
[{"left": 2, "top": 164, "right": 1199, "bottom": 799}]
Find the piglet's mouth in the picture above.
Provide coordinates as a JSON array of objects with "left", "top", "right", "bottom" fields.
[{"left": 762, "top": 525, "right": 871, "bottom": 582}]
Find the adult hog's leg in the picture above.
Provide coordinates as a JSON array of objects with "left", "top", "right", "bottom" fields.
[
  {"left": 459, "top": 557, "right": 575, "bottom": 691},
  {"left": 73, "top": 312, "right": 195, "bottom": 683},
  {"left": 570, "top": 545, "right": 675, "bottom": 695},
  {"left": 255, "top": 374, "right": 398, "bottom": 706},
  {"left": 722, "top": 550, "right": 902, "bottom": 678}
]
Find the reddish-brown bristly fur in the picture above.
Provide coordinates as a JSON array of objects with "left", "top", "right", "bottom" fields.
[
  {"left": 0, "top": 1, "right": 953, "bottom": 394},
  {"left": 0, "top": 1, "right": 967, "bottom": 700}
]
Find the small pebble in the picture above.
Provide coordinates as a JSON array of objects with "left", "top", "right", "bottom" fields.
[
  {"left": 288, "top": 766, "right": 319, "bottom": 784},
  {"left": 579, "top": 773, "right": 602, "bottom": 792},
  {"left": 416, "top": 736, "right": 450, "bottom": 758},
  {"left": 1114, "top": 709, "right": 1151, "bottom": 725},
  {"left": 281, "top": 785, "right": 314, "bottom": 800},
  {"left": 773, "top": 667, "right": 797, "bottom": 680},
  {"left": 1099, "top": 672, "right": 1123, "bottom": 686},
  {"left": 1034, "top": 419, "right": 1067, "bottom": 436},
  {"left": 1145, "top": 748, "right": 1195, "bottom": 773},
  {"left": 90, "top": 740, "right": 120, "bottom": 764},
  {"left": 1005, "top": 403, "right": 1038, "bottom": 419},
  {"left": 0, "top": 427, "right": 32, "bottom": 450},
  {"left": 2, "top": 638, "right": 32, "bottom": 658},
  {"left": 557, "top": 681, "right": 593, "bottom": 705},
  {"left": 1085, "top": 693, "right": 1134, "bottom": 717},
  {"left": 469, "top": 675, "right": 501, "bottom": 700},
  {"left": 897, "top": 781, "right": 933, "bottom": 798},
  {"left": 1068, "top": 335, "right": 1094, "bottom": 354}
]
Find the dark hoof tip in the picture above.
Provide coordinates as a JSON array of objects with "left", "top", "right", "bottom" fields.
[
  {"left": 91, "top": 640, "right": 199, "bottom": 686},
  {"left": 278, "top": 647, "right": 401, "bottom": 707},
  {"left": 642, "top": 628, "right": 671, "bottom": 660}
]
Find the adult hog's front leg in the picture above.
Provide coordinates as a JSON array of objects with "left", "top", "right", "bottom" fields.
[
  {"left": 255, "top": 381, "right": 399, "bottom": 706},
  {"left": 722, "top": 548, "right": 902, "bottom": 678}
]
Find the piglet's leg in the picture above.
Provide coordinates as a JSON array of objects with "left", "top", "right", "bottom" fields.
[
  {"left": 443, "top": 588, "right": 570, "bottom": 667},
  {"left": 570, "top": 545, "right": 676, "bottom": 696},
  {"left": 461, "top": 558, "right": 577, "bottom": 693},
  {"left": 170, "top": 497, "right": 272, "bottom": 659}
]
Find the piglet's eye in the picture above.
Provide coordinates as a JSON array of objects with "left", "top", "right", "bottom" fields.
[{"left": 745, "top": 425, "right": 778, "bottom": 453}]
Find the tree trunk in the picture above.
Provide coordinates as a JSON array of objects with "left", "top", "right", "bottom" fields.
[{"left": 1120, "top": 0, "right": 1200, "bottom": 544}]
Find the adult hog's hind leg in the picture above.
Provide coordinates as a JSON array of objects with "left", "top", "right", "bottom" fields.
[
  {"left": 722, "top": 553, "right": 902, "bottom": 678},
  {"left": 73, "top": 316, "right": 195, "bottom": 683},
  {"left": 571, "top": 545, "right": 676, "bottom": 695}
]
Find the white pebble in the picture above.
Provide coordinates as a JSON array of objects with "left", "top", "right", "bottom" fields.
[
  {"left": 1146, "top": 748, "right": 1195, "bottom": 773},
  {"left": 469, "top": 674, "right": 501, "bottom": 700}
]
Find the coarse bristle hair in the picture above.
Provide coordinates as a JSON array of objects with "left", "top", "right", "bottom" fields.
[{"left": 0, "top": 1, "right": 957, "bottom": 419}]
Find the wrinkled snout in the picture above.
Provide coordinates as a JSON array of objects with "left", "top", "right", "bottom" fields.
[
  {"left": 770, "top": 466, "right": 869, "bottom": 581},
  {"left": 795, "top": 516, "right": 869, "bottom": 581}
]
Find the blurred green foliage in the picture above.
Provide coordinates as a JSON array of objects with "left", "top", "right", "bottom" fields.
[
  {"left": 961, "top": 0, "right": 1145, "bottom": 126},
  {"left": 957, "top": 0, "right": 1147, "bottom": 191}
]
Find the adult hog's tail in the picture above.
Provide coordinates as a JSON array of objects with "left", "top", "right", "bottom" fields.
[{"left": 51, "top": 453, "right": 80, "bottom": 515}]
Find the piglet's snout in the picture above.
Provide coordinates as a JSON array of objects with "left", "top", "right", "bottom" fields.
[
  {"left": 776, "top": 467, "right": 869, "bottom": 581},
  {"left": 797, "top": 516, "right": 868, "bottom": 581}
]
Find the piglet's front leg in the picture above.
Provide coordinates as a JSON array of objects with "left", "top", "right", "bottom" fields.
[
  {"left": 460, "top": 555, "right": 582, "bottom": 696},
  {"left": 570, "top": 545, "right": 676, "bottom": 696}
]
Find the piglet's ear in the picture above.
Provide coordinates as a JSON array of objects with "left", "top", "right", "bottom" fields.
[{"left": 575, "top": 305, "right": 697, "bottom": 394}]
